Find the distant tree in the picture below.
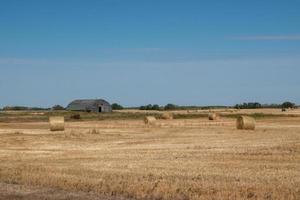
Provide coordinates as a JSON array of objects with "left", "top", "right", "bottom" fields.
[
  {"left": 164, "top": 104, "right": 177, "bottom": 110},
  {"left": 282, "top": 101, "right": 295, "bottom": 109},
  {"left": 234, "top": 102, "right": 262, "bottom": 109},
  {"left": 31, "top": 107, "right": 50, "bottom": 110},
  {"left": 139, "top": 105, "right": 146, "bottom": 110},
  {"left": 146, "top": 104, "right": 153, "bottom": 110},
  {"left": 252, "top": 102, "right": 262, "bottom": 109},
  {"left": 111, "top": 103, "right": 124, "bottom": 110},
  {"left": 52, "top": 105, "right": 65, "bottom": 110},
  {"left": 234, "top": 104, "right": 240, "bottom": 109},
  {"left": 139, "top": 104, "right": 161, "bottom": 110},
  {"left": 2, "top": 106, "right": 49, "bottom": 111},
  {"left": 152, "top": 104, "right": 160, "bottom": 110},
  {"left": 3, "top": 106, "right": 28, "bottom": 111}
]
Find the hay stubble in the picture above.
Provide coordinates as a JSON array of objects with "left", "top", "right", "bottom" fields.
[{"left": 0, "top": 117, "right": 299, "bottom": 199}]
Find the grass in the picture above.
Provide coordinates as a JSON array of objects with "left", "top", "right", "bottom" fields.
[
  {"left": 0, "top": 111, "right": 160, "bottom": 123},
  {"left": 221, "top": 113, "right": 282, "bottom": 119},
  {"left": 1, "top": 109, "right": 297, "bottom": 123}
]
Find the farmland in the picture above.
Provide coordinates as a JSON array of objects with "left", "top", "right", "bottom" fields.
[{"left": 0, "top": 109, "right": 299, "bottom": 199}]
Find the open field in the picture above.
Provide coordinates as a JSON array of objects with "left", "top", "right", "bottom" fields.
[
  {"left": 1, "top": 108, "right": 300, "bottom": 123},
  {"left": 0, "top": 110, "right": 299, "bottom": 199}
]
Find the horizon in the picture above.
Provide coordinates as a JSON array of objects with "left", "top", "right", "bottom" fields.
[
  {"left": 1, "top": 100, "right": 298, "bottom": 109},
  {"left": 1, "top": 0, "right": 300, "bottom": 107}
]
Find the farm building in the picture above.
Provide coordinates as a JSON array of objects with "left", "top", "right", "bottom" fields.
[{"left": 66, "top": 99, "right": 112, "bottom": 113}]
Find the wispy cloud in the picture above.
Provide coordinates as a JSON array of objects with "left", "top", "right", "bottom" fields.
[
  {"left": 99, "top": 47, "right": 163, "bottom": 53},
  {"left": 1, "top": 55, "right": 300, "bottom": 69},
  {"left": 231, "top": 35, "right": 300, "bottom": 41}
]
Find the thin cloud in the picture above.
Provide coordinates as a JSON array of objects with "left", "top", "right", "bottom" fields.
[
  {"left": 231, "top": 35, "right": 300, "bottom": 41},
  {"left": 100, "top": 48, "right": 163, "bottom": 52}
]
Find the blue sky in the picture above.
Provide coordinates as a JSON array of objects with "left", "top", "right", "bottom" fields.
[{"left": 1, "top": 0, "right": 300, "bottom": 107}]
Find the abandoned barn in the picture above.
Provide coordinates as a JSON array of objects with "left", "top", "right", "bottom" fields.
[{"left": 66, "top": 99, "right": 112, "bottom": 113}]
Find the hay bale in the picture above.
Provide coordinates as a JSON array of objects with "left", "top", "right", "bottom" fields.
[
  {"left": 208, "top": 113, "right": 219, "bottom": 120},
  {"left": 236, "top": 116, "right": 255, "bottom": 130},
  {"left": 144, "top": 116, "right": 156, "bottom": 125},
  {"left": 161, "top": 112, "right": 173, "bottom": 120},
  {"left": 49, "top": 116, "right": 65, "bottom": 131}
]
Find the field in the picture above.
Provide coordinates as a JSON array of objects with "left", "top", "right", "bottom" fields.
[{"left": 0, "top": 109, "right": 299, "bottom": 200}]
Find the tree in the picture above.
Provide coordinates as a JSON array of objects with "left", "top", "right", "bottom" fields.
[
  {"left": 3, "top": 106, "right": 28, "bottom": 110},
  {"left": 139, "top": 104, "right": 161, "bottom": 110},
  {"left": 164, "top": 104, "right": 177, "bottom": 110},
  {"left": 52, "top": 105, "right": 65, "bottom": 110},
  {"left": 234, "top": 102, "right": 262, "bottom": 109},
  {"left": 139, "top": 105, "right": 146, "bottom": 110},
  {"left": 152, "top": 104, "right": 160, "bottom": 110},
  {"left": 111, "top": 103, "right": 124, "bottom": 110},
  {"left": 282, "top": 101, "right": 295, "bottom": 109}
]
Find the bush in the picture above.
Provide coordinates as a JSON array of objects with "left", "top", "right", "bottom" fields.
[
  {"left": 2, "top": 106, "right": 49, "bottom": 111},
  {"left": 282, "top": 101, "right": 295, "bottom": 109},
  {"left": 164, "top": 104, "right": 177, "bottom": 110},
  {"left": 139, "top": 104, "right": 161, "bottom": 110},
  {"left": 3, "top": 106, "right": 29, "bottom": 111},
  {"left": 52, "top": 105, "right": 65, "bottom": 110},
  {"left": 152, "top": 104, "right": 160, "bottom": 110},
  {"left": 234, "top": 102, "right": 262, "bottom": 109},
  {"left": 111, "top": 103, "right": 123, "bottom": 110},
  {"left": 70, "top": 114, "right": 81, "bottom": 120}
]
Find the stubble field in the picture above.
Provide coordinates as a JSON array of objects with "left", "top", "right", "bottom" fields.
[{"left": 0, "top": 109, "right": 299, "bottom": 200}]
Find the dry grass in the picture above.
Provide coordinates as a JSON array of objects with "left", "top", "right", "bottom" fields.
[{"left": 0, "top": 115, "right": 299, "bottom": 199}]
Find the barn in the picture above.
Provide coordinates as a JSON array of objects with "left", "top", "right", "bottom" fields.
[{"left": 66, "top": 99, "right": 112, "bottom": 113}]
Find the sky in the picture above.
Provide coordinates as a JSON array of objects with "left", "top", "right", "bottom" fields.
[{"left": 0, "top": 0, "right": 300, "bottom": 107}]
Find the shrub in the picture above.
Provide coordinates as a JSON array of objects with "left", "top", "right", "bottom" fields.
[
  {"left": 164, "top": 104, "right": 177, "bottom": 110},
  {"left": 3, "top": 106, "right": 29, "bottom": 111},
  {"left": 52, "top": 105, "right": 65, "bottom": 110},
  {"left": 111, "top": 103, "right": 123, "bottom": 110},
  {"left": 282, "top": 101, "right": 295, "bottom": 109},
  {"left": 3, "top": 106, "right": 50, "bottom": 111},
  {"left": 234, "top": 102, "right": 262, "bottom": 109},
  {"left": 70, "top": 114, "right": 81, "bottom": 120},
  {"left": 140, "top": 104, "right": 160, "bottom": 110},
  {"left": 152, "top": 104, "right": 160, "bottom": 110}
]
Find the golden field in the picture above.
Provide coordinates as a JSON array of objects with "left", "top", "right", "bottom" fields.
[{"left": 0, "top": 109, "right": 299, "bottom": 200}]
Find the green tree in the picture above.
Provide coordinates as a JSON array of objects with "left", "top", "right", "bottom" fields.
[
  {"left": 111, "top": 103, "right": 124, "bottom": 110},
  {"left": 282, "top": 101, "right": 295, "bottom": 109},
  {"left": 52, "top": 105, "right": 65, "bottom": 110},
  {"left": 164, "top": 104, "right": 177, "bottom": 110},
  {"left": 152, "top": 104, "right": 160, "bottom": 110},
  {"left": 139, "top": 104, "right": 161, "bottom": 110}
]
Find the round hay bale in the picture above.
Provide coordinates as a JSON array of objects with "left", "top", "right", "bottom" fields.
[
  {"left": 161, "top": 112, "right": 173, "bottom": 120},
  {"left": 208, "top": 113, "right": 219, "bottom": 120},
  {"left": 49, "top": 116, "right": 65, "bottom": 131},
  {"left": 144, "top": 116, "right": 156, "bottom": 125},
  {"left": 236, "top": 116, "right": 255, "bottom": 130}
]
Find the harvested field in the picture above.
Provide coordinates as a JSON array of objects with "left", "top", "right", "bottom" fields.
[{"left": 0, "top": 111, "right": 299, "bottom": 199}]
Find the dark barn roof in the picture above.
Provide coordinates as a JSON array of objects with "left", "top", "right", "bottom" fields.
[{"left": 66, "top": 99, "right": 112, "bottom": 112}]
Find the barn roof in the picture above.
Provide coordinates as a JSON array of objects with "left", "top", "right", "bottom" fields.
[{"left": 66, "top": 99, "right": 110, "bottom": 111}]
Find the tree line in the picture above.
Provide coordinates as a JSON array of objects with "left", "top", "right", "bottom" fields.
[
  {"left": 234, "top": 101, "right": 296, "bottom": 109},
  {"left": 1, "top": 101, "right": 297, "bottom": 111}
]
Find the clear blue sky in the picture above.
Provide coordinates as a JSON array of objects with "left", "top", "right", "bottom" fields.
[{"left": 1, "top": 0, "right": 300, "bottom": 107}]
